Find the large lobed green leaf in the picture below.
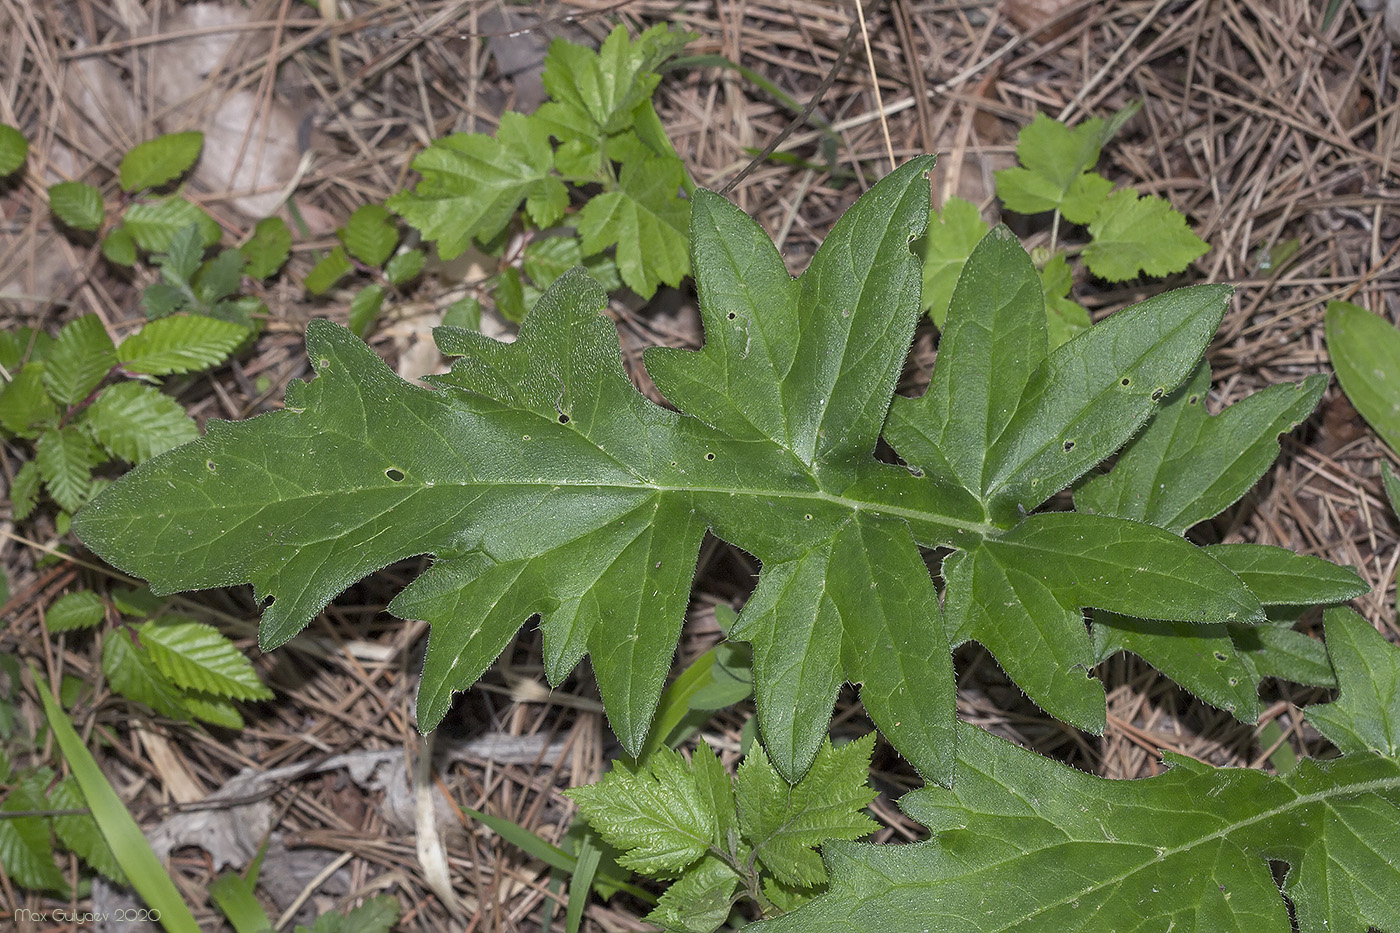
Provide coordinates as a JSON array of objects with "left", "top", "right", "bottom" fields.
[
  {"left": 756, "top": 608, "right": 1400, "bottom": 933},
  {"left": 76, "top": 158, "right": 1330, "bottom": 783}
]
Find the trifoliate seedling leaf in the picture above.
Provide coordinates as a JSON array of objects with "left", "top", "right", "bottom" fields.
[
  {"left": 1082, "top": 187, "right": 1209, "bottom": 281},
  {"left": 0, "top": 123, "right": 27, "bottom": 175},
  {"left": 341, "top": 204, "right": 399, "bottom": 267},
  {"left": 916, "top": 196, "right": 987, "bottom": 328},
  {"left": 384, "top": 248, "right": 425, "bottom": 286},
  {"left": 305, "top": 246, "right": 352, "bottom": 295},
  {"left": 387, "top": 111, "right": 566, "bottom": 259},
  {"left": 119, "top": 132, "right": 204, "bottom": 192},
  {"left": 754, "top": 721, "right": 1400, "bottom": 933},
  {"left": 124, "top": 196, "right": 220, "bottom": 252},
  {"left": 139, "top": 617, "right": 273, "bottom": 701},
  {"left": 348, "top": 285, "right": 385, "bottom": 338},
  {"left": 85, "top": 382, "right": 199, "bottom": 463},
  {"left": 101, "top": 226, "right": 137, "bottom": 266},
  {"left": 46, "top": 590, "right": 105, "bottom": 632},
  {"left": 994, "top": 111, "right": 1120, "bottom": 222},
  {"left": 1325, "top": 299, "right": 1400, "bottom": 456},
  {"left": 577, "top": 155, "right": 689, "bottom": 297},
  {"left": 48, "top": 181, "right": 105, "bottom": 232},
  {"left": 566, "top": 746, "right": 716, "bottom": 875},
  {"left": 48, "top": 777, "right": 126, "bottom": 884},
  {"left": 540, "top": 24, "right": 694, "bottom": 138},
  {"left": 37, "top": 426, "right": 100, "bottom": 512},
  {"left": 117, "top": 314, "right": 246, "bottom": 376},
  {"left": 0, "top": 362, "right": 59, "bottom": 437},
  {"left": 736, "top": 734, "right": 878, "bottom": 887},
  {"left": 1306, "top": 606, "right": 1400, "bottom": 756},
  {"left": 43, "top": 314, "right": 115, "bottom": 405},
  {"left": 241, "top": 216, "right": 292, "bottom": 280}
]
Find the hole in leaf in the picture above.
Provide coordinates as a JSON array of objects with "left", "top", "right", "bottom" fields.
[
  {"left": 1228, "top": 677, "right": 1239, "bottom": 687},
  {"left": 386, "top": 468, "right": 405, "bottom": 482},
  {"left": 558, "top": 414, "right": 570, "bottom": 424},
  {"left": 318, "top": 358, "right": 330, "bottom": 369},
  {"left": 804, "top": 513, "right": 813, "bottom": 520},
  {"left": 727, "top": 312, "right": 736, "bottom": 320},
  {"left": 206, "top": 460, "right": 216, "bottom": 472},
  {"left": 1151, "top": 387, "right": 1165, "bottom": 401},
  {"left": 1189, "top": 395, "right": 1199, "bottom": 405},
  {"left": 1063, "top": 440, "right": 1075, "bottom": 452},
  {"left": 1214, "top": 651, "right": 1228, "bottom": 662},
  {"left": 705, "top": 452, "right": 716, "bottom": 461},
  {"left": 1120, "top": 377, "right": 1131, "bottom": 387}
]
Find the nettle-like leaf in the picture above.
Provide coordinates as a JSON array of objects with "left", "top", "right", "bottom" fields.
[
  {"left": 119, "top": 131, "right": 203, "bottom": 192},
  {"left": 74, "top": 159, "right": 1346, "bottom": 784},
  {"left": 757, "top": 609, "right": 1400, "bottom": 933},
  {"left": 993, "top": 109, "right": 1132, "bottom": 223}
]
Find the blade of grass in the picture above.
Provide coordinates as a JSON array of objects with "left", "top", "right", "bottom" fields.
[
  {"left": 454, "top": 802, "right": 655, "bottom": 904},
  {"left": 566, "top": 829, "right": 603, "bottom": 933},
  {"left": 34, "top": 670, "right": 201, "bottom": 933}
]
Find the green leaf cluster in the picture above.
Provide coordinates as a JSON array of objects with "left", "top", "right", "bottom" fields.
[
  {"left": 72, "top": 158, "right": 1356, "bottom": 793},
  {"left": 387, "top": 23, "right": 691, "bottom": 315},
  {"left": 0, "top": 764, "right": 124, "bottom": 893},
  {"left": 919, "top": 106, "right": 1209, "bottom": 343},
  {"left": 756, "top": 607, "right": 1400, "bottom": 933},
  {"left": 567, "top": 735, "right": 878, "bottom": 931},
  {"left": 1, "top": 312, "right": 245, "bottom": 519},
  {"left": 40, "top": 584, "right": 275, "bottom": 729},
  {"left": 303, "top": 202, "right": 428, "bottom": 338}
]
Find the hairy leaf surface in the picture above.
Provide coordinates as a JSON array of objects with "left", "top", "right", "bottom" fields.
[
  {"left": 78, "top": 159, "right": 1291, "bottom": 781},
  {"left": 757, "top": 608, "right": 1400, "bottom": 932}
]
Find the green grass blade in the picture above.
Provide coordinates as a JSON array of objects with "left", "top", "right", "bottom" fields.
[
  {"left": 34, "top": 671, "right": 201, "bottom": 933},
  {"left": 566, "top": 830, "right": 603, "bottom": 933}
]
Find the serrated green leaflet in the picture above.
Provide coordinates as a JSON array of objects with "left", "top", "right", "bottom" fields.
[
  {"left": 124, "top": 196, "right": 220, "bottom": 251},
  {"left": 46, "top": 590, "right": 105, "bottom": 632},
  {"left": 240, "top": 216, "right": 291, "bottom": 280},
  {"left": 341, "top": 204, "right": 399, "bottom": 267},
  {"left": 1325, "top": 299, "right": 1400, "bottom": 455},
  {"left": 387, "top": 111, "right": 565, "bottom": 259},
  {"left": 48, "top": 181, "right": 104, "bottom": 231},
  {"left": 755, "top": 720, "right": 1400, "bottom": 933},
  {"left": 78, "top": 159, "right": 1286, "bottom": 783},
  {"left": 305, "top": 246, "right": 352, "bottom": 295},
  {"left": 994, "top": 111, "right": 1119, "bottom": 222},
  {"left": 44, "top": 314, "right": 115, "bottom": 405},
  {"left": 37, "top": 426, "right": 99, "bottom": 512},
  {"left": 139, "top": 617, "right": 274, "bottom": 701},
  {"left": 576, "top": 154, "right": 689, "bottom": 297},
  {"left": 1082, "top": 187, "right": 1209, "bottom": 281},
  {"left": 117, "top": 314, "right": 246, "bottom": 376},
  {"left": 0, "top": 771, "right": 66, "bottom": 892},
  {"left": 48, "top": 777, "right": 125, "bottom": 884},
  {"left": 119, "top": 131, "right": 203, "bottom": 192},
  {"left": 736, "top": 734, "right": 877, "bottom": 887},
  {"left": 566, "top": 746, "right": 716, "bottom": 875}
]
